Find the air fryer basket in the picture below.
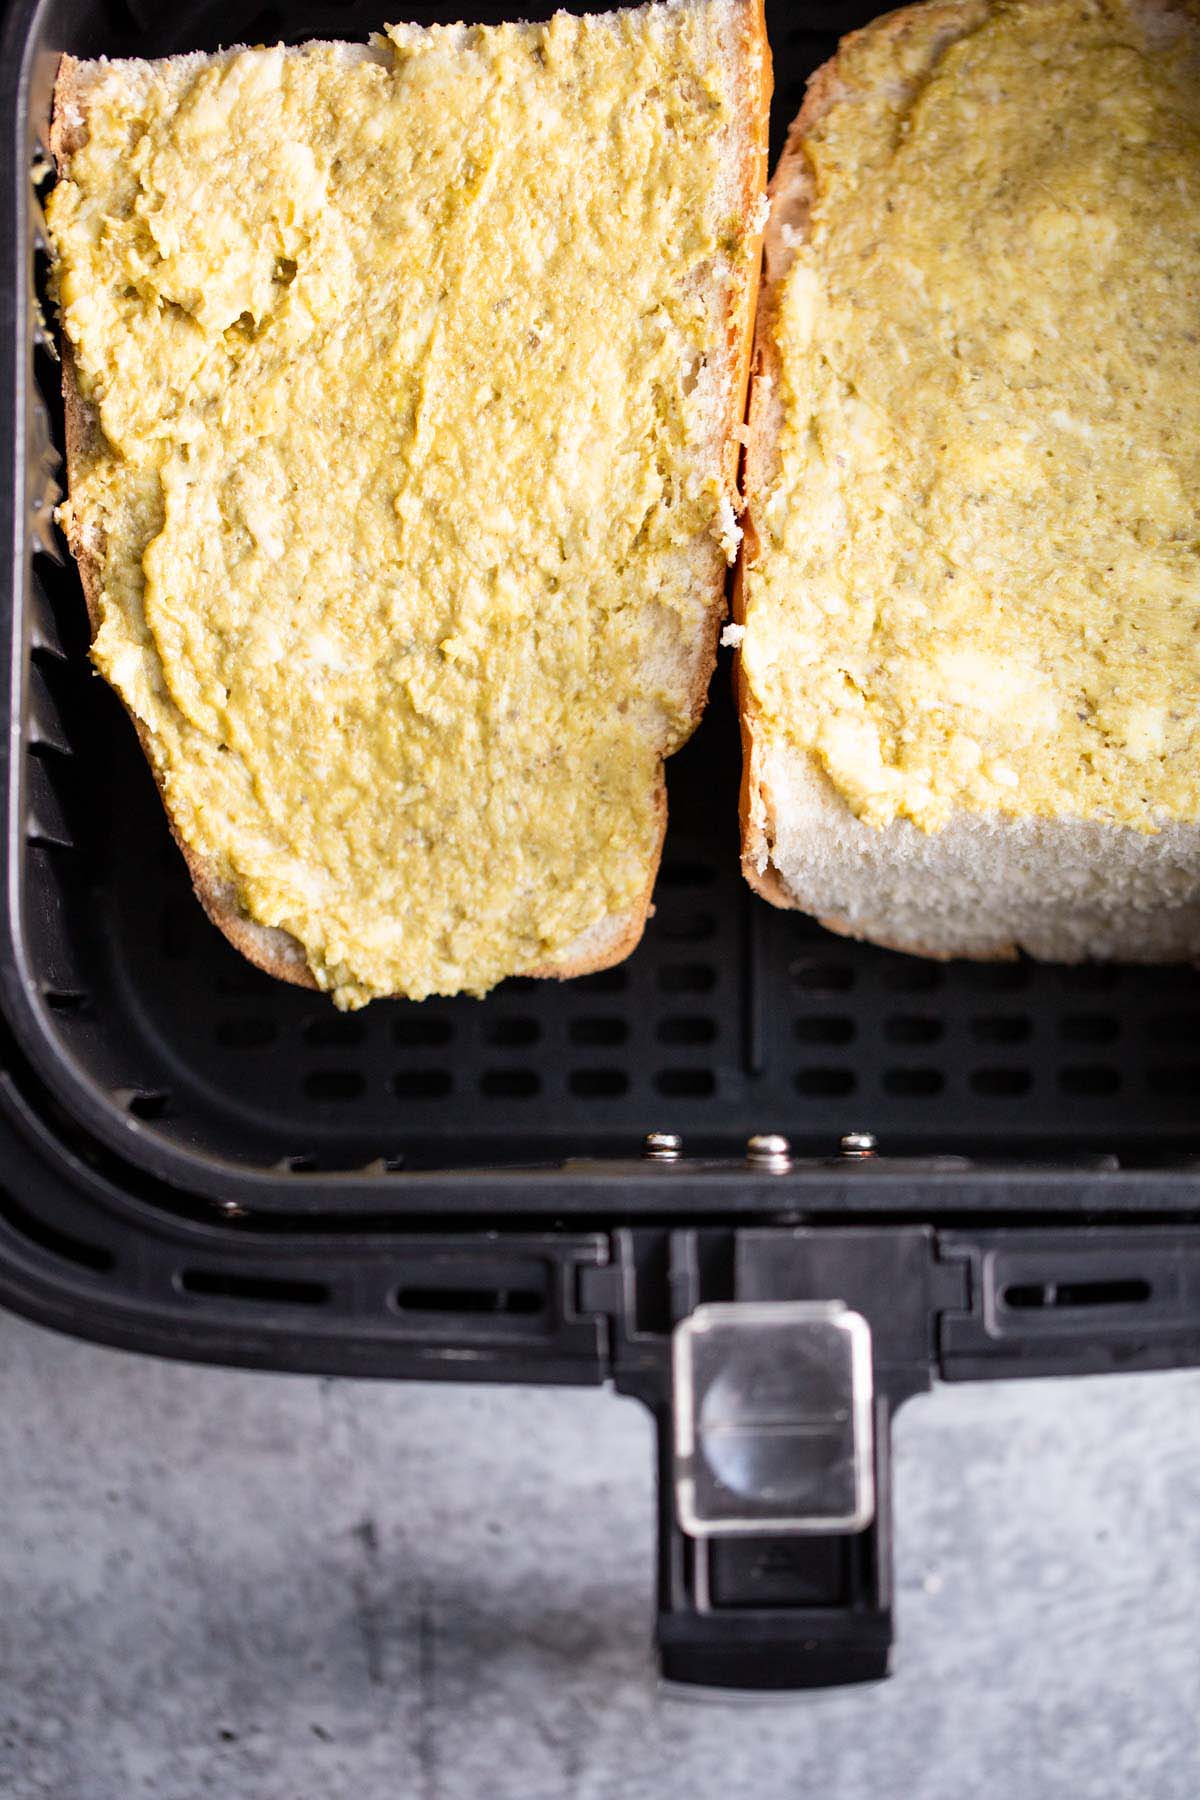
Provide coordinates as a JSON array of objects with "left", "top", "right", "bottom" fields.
[
  {"left": 3, "top": 0, "right": 1199, "bottom": 1692},
  {"left": 10, "top": 0, "right": 1200, "bottom": 1206}
]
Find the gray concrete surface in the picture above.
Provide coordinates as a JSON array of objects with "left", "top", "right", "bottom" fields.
[{"left": 0, "top": 1310, "right": 1196, "bottom": 1800}]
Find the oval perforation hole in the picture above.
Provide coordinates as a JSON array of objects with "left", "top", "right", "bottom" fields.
[
  {"left": 793, "top": 1016, "right": 854, "bottom": 1045},
  {"left": 484, "top": 1017, "right": 541, "bottom": 1048},
  {"left": 574, "top": 967, "right": 628, "bottom": 993},
  {"left": 178, "top": 1269, "right": 329, "bottom": 1306},
  {"left": 657, "top": 1016, "right": 717, "bottom": 1046},
  {"left": 393, "top": 1070, "right": 452, "bottom": 1099},
  {"left": 791, "top": 962, "right": 854, "bottom": 994},
  {"left": 304, "top": 1069, "right": 367, "bottom": 1102},
  {"left": 880, "top": 961, "right": 942, "bottom": 993},
  {"left": 659, "top": 963, "right": 717, "bottom": 994},
  {"left": 1058, "top": 1066, "right": 1120, "bottom": 1098},
  {"left": 658, "top": 911, "right": 717, "bottom": 943},
  {"left": 883, "top": 1067, "right": 943, "bottom": 1097},
  {"left": 393, "top": 1284, "right": 543, "bottom": 1317},
  {"left": 883, "top": 1016, "right": 943, "bottom": 1047},
  {"left": 569, "top": 1068, "right": 629, "bottom": 1097},
  {"left": 216, "top": 1017, "right": 277, "bottom": 1049},
  {"left": 570, "top": 1017, "right": 628, "bottom": 1047},
  {"left": 305, "top": 1014, "right": 367, "bottom": 1048},
  {"left": 655, "top": 1068, "right": 715, "bottom": 1098},
  {"left": 1002, "top": 1277, "right": 1150, "bottom": 1310},
  {"left": 971, "top": 1015, "right": 1031, "bottom": 1046},
  {"left": 970, "top": 1068, "right": 1032, "bottom": 1097},
  {"left": 794, "top": 1068, "right": 856, "bottom": 1097},
  {"left": 391, "top": 1015, "right": 451, "bottom": 1048},
  {"left": 481, "top": 1069, "right": 540, "bottom": 1098},
  {"left": 964, "top": 963, "right": 1030, "bottom": 993}
]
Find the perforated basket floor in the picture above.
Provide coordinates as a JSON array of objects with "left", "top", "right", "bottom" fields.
[
  {"left": 19, "top": 632, "right": 1200, "bottom": 1181},
  {"left": 7, "top": 0, "right": 1200, "bottom": 1199}
]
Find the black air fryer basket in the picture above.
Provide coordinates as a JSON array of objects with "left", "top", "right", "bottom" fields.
[{"left": 3, "top": 0, "right": 1199, "bottom": 1693}]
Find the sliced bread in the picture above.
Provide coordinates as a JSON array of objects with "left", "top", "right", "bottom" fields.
[
  {"left": 736, "top": 0, "right": 1200, "bottom": 961},
  {"left": 50, "top": 2, "right": 771, "bottom": 1004}
]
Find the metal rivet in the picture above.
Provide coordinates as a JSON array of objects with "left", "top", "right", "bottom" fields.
[
  {"left": 841, "top": 1132, "right": 877, "bottom": 1159},
  {"left": 747, "top": 1132, "right": 792, "bottom": 1172},
  {"left": 643, "top": 1131, "right": 683, "bottom": 1162},
  {"left": 219, "top": 1200, "right": 246, "bottom": 1219}
]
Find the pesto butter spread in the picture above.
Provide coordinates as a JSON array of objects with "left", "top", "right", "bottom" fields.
[
  {"left": 49, "top": 4, "right": 756, "bottom": 1004},
  {"left": 742, "top": 0, "right": 1200, "bottom": 834}
]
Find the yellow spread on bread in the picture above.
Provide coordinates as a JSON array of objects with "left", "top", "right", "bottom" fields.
[
  {"left": 48, "top": 8, "right": 754, "bottom": 1004},
  {"left": 742, "top": 0, "right": 1200, "bottom": 833}
]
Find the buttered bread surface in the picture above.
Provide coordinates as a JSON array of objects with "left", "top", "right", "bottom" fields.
[
  {"left": 741, "top": 0, "right": 1200, "bottom": 835},
  {"left": 49, "top": 6, "right": 764, "bottom": 1005}
]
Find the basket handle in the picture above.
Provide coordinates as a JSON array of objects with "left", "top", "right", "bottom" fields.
[{"left": 649, "top": 1388, "right": 895, "bottom": 1691}]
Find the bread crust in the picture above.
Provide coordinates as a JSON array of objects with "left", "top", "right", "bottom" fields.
[
  {"left": 51, "top": 4, "right": 771, "bottom": 998},
  {"left": 734, "top": 0, "right": 1200, "bottom": 964}
]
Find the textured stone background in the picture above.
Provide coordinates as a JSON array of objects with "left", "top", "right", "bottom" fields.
[{"left": 0, "top": 1310, "right": 1196, "bottom": 1799}]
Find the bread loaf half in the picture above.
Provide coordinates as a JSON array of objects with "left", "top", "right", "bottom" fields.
[
  {"left": 736, "top": 0, "right": 1200, "bottom": 962},
  {"left": 50, "top": 1, "right": 771, "bottom": 1005}
]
